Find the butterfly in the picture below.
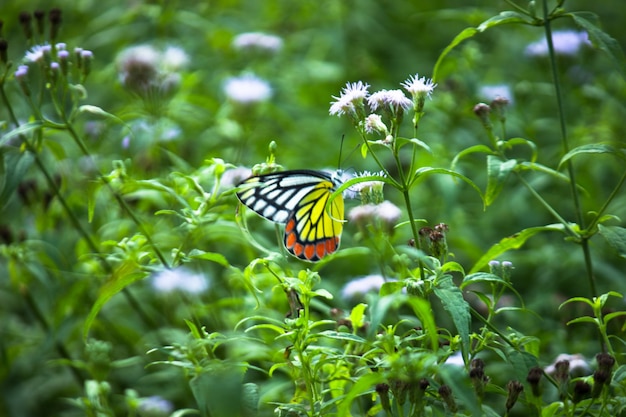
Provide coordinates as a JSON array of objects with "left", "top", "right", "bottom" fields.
[{"left": 236, "top": 170, "right": 345, "bottom": 262}]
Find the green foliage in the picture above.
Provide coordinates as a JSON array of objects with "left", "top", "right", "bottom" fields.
[{"left": 1, "top": 0, "right": 626, "bottom": 417}]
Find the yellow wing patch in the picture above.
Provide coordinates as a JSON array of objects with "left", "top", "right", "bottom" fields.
[{"left": 237, "top": 170, "right": 344, "bottom": 262}]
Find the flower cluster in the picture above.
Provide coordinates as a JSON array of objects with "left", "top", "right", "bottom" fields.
[
  {"left": 117, "top": 44, "right": 188, "bottom": 98},
  {"left": 330, "top": 73, "right": 437, "bottom": 132},
  {"left": 13, "top": 42, "right": 94, "bottom": 96}
]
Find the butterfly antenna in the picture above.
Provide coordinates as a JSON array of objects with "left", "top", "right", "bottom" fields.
[{"left": 337, "top": 134, "right": 345, "bottom": 171}]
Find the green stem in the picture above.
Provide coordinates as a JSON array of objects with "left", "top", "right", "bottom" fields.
[
  {"left": 542, "top": 0, "right": 596, "bottom": 297},
  {"left": 586, "top": 168, "right": 626, "bottom": 233}
]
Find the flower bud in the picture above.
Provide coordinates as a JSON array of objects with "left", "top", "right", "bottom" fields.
[
  {"left": 376, "top": 383, "right": 391, "bottom": 412},
  {"left": 526, "top": 366, "right": 543, "bottom": 397},
  {"left": 58, "top": 49, "right": 69, "bottom": 75},
  {"left": 0, "top": 39, "right": 7, "bottom": 64},
  {"left": 34, "top": 10, "right": 45, "bottom": 36},
  {"left": 572, "top": 380, "right": 591, "bottom": 404},
  {"left": 438, "top": 384, "right": 457, "bottom": 413},
  {"left": 81, "top": 50, "right": 93, "bottom": 78},
  {"left": 14, "top": 65, "right": 31, "bottom": 96},
  {"left": 505, "top": 380, "right": 523, "bottom": 412},
  {"left": 19, "top": 12, "right": 33, "bottom": 40},
  {"left": 49, "top": 8, "right": 62, "bottom": 42}
]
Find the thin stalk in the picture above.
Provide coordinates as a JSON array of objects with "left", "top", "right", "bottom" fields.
[
  {"left": 542, "top": 0, "right": 596, "bottom": 297},
  {"left": 586, "top": 169, "right": 626, "bottom": 233}
]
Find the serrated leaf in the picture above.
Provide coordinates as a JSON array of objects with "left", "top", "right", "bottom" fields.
[
  {"left": 470, "top": 224, "right": 565, "bottom": 273},
  {"left": 570, "top": 12, "right": 626, "bottom": 79},
  {"left": 486, "top": 156, "right": 516, "bottom": 206},
  {"left": 598, "top": 225, "right": 626, "bottom": 259},
  {"left": 433, "top": 275, "right": 470, "bottom": 357},
  {"left": 559, "top": 143, "right": 626, "bottom": 168}
]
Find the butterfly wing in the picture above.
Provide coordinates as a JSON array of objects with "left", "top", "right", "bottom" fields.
[{"left": 237, "top": 170, "right": 344, "bottom": 261}]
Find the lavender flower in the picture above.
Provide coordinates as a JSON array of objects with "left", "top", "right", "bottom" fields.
[{"left": 525, "top": 30, "right": 591, "bottom": 56}]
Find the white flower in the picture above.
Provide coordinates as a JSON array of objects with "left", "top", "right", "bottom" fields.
[
  {"left": 232, "top": 32, "right": 283, "bottom": 53},
  {"left": 162, "top": 45, "right": 189, "bottom": 71},
  {"left": 367, "top": 89, "right": 412, "bottom": 112},
  {"left": 402, "top": 73, "right": 437, "bottom": 99},
  {"left": 151, "top": 267, "right": 209, "bottom": 294},
  {"left": 479, "top": 84, "right": 514, "bottom": 105},
  {"left": 525, "top": 30, "right": 591, "bottom": 56},
  {"left": 223, "top": 74, "right": 272, "bottom": 104},
  {"left": 375, "top": 200, "right": 402, "bottom": 225},
  {"left": 341, "top": 274, "right": 387, "bottom": 298},
  {"left": 364, "top": 114, "right": 388, "bottom": 135},
  {"left": 329, "top": 81, "right": 370, "bottom": 117},
  {"left": 24, "top": 44, "right": 51, "bottom": 63}
]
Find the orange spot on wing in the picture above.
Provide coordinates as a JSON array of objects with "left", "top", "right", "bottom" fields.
[
  {"left": 293, "top": 242, "right": 304, "bottom": 257},
  {"left": 315, "top": 242, "right": 326, "bottom": 260},
  {"left": 304, "top": 244, "right": 316, "bottom": 260}
]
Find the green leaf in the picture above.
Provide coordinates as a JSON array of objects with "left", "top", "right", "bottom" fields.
[
  {"left": 598, "top": 225, "right": 626, "bottom": 259},
  {"left": 451, "top": 144, "right": 494, "bottom": 171},
  {"left": 434, "top": 12, "right": 534, "bottom": 81},
  {"left": 541, "top": 402, "right": 564, "bottom": 417},
  {"left": 83, "top": 262, "right": 146, "bottom": 339},
  {"left": 350, "top": 303, "right": 368, "bottom": 329},
  {"left": 396, "top": 137, "right": 432, "bottom": 154},
  {"left": 319, "top": 330, "right": 366, "bottom": 344},
  {"left": 470, "top": 224, "right": 566, "bottom": 273},
  {"left": 434, "top": 27, "right": 478, "bottom": 82},
  {"left": 0, "top": 149, "right": 34, "bottom": 211},
  {"left": 486, "top": 156, "right": 516, "bottom": 206},
  {"left": 412, "top": 166, "right": 484, "bottom": 206},
  {"left": 570, "top": 12, "right": 626, "bottom": 79},
  {"left": 438, "top": 364, "right": 483, "bottom": 417},
  {"left": 559, "top": 143, "right": 626, "bottom": 168},
  {"left": 189, "top": 249, "right": 231, "bottom": 267},
  {"left": 505, "top": 346, "right": 538, "bottom": 383},
  {"left": 190, "top": 365, "right": 246, "bottom": 417},
  {"left": 0, "top": 121, "right": 43, "bottom": 146},
  {"left": 433, "top": 275, "right": 470, "bottom": 358}
]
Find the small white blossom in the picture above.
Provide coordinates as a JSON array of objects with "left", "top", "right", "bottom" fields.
[
  {"left": 329, "top": 81, "right": 370, "bottom": 117},
  {"left": 402, "top": 73, "right": 437, "bottom": 99},
  {"left": 364, "top": 114, "right": 388, "bottom": 135},
  {"left": 223, "top": 74, "right": 272, "bottom": 104},
  {"left": 341, "top": 274, "right": 386, "bottom": 298},
  {"left": 56, "top": 43, "right": 67, "bottom": 50},
  {"left": 479, "top": 84, "right": 514, "bottom": 104},
  {"left": 151, "top": 267, "right": 209, "bottom": 294},
  {"left": 221, "top": 167, "right": 253, "bottom": 190},
  {"left": 24, "top": 44, "right": 50, "bottom": 63},
  {"left": 232, "top": 32, "right": 283, "bottom": 52},
  {"left": 162, "top": 45, "right": 189, "bottom": 71},
  {"left": 525, "top": 30, "right": 591, "bottom": 56},
  {"left": 375, "top": 200, "right": 402, "bottom": 225},
  {"left": 367, "top": 89, "right": 412, "bottom": 112}
]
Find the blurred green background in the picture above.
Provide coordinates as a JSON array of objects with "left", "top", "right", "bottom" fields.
[{"left": 1, "top": 0, "right": 625, "bottom": 415}]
